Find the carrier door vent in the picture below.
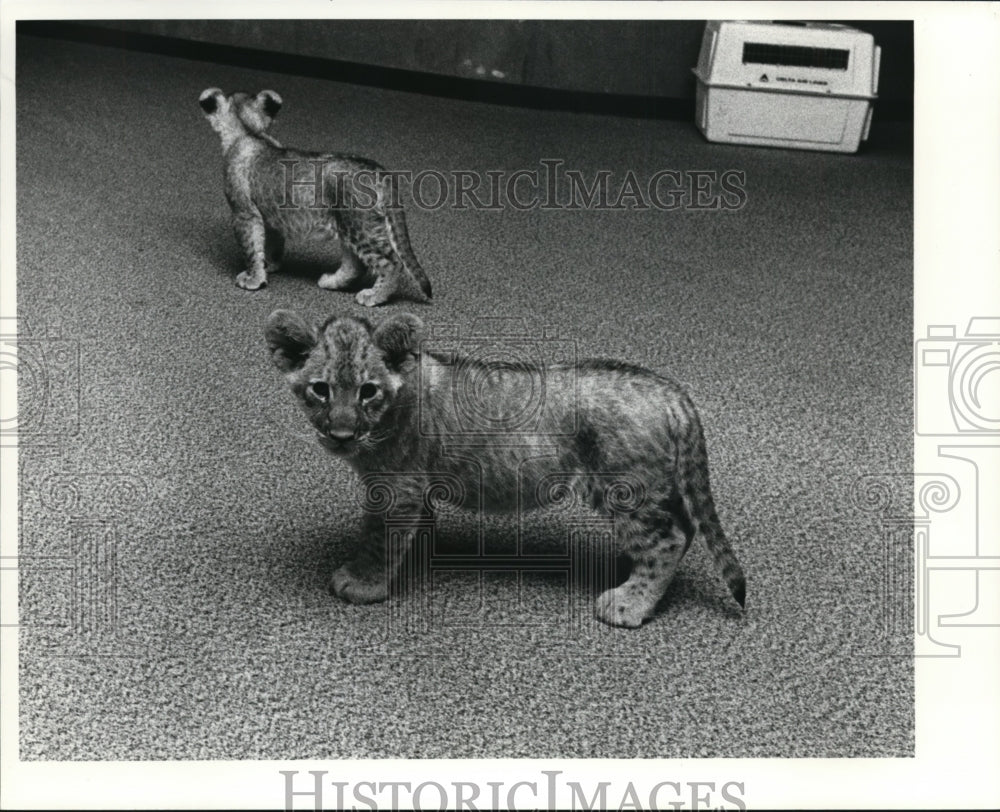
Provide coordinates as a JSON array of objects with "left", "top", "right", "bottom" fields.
[{"left": 742, "top": 42, "right": 850, "bottom": 70}]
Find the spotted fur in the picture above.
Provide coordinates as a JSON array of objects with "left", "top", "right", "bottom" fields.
[
  {"left": 199, "top": 88, "right": 432, "bottom": 306},
  {"left": 266, "top": 311, "right": 746, "bottom": 628}
]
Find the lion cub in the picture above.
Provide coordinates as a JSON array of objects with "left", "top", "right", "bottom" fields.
[
  {"left": 265, "top": 310, "right": 746, "bottom": 628},
  {"left": 198, "top": 88, "right": 432, "bottom": 306}
]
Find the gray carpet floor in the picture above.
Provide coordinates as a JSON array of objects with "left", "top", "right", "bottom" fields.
[{"left": 16, "top": 33, "right": 914, "bottom": 759}]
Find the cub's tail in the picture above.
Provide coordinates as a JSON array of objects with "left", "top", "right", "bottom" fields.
[
  {"left": 386, "top": 201, "right": 433, "bottom": 304},
  {"left": 678, "top": 412, "right": 746, "bottom": 609}
]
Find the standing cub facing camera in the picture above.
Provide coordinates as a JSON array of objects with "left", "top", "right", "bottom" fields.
[
  {"left": 198, "top": 88, "right": 432, "bottom": 306},
  {"left": 266, "top": 310, "right": 746, "bottom": 628}
]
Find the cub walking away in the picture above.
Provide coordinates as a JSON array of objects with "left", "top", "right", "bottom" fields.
[
  {"left": 199, "top": 88, "right": 432, "bottom": 306},
  {"left": 265, "top": 310, "right": 746, "bottom": 628}
]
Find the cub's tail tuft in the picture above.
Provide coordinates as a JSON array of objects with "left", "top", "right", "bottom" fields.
[
  {"left": 700, "top": 516, "right": 746, "bottom": 610},
  {"left": 678, "top": 413, "right": 746, "bottom": 610},
  {"left": 386, "top": 202, "right": 433, "bottom": 303},
  {"left": 730, "top": 566, "right": 747, "bottom": 609}
]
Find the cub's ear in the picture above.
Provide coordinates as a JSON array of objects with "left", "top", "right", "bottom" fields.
[
  {"left": 373, "top": 314, "right": 424, "bottom": 371},
  {"left": 265, "top": 310, "right": 317, "bottom": 373},
  {"left": 198, "top": 88, "right": 224, "bottom": 115},
  {"left": 256, "top": 89, "right": 283, "bottom": 119}
]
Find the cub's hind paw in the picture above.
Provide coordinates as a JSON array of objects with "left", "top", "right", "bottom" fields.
[
  {"left": 594, "top": 587, "right": 650, "bottom": 629},
  {"left": 355, "top": 287, "right": 391, "bottom": 308},
  {"left": 236, "top": 270, "right": 267, "bottom": 291},
  {"left": 329, "top": 565, "right": 388, "bottom": 604},
  {"left": 318, "top": 271, "right": 352, "bottom": 291}
]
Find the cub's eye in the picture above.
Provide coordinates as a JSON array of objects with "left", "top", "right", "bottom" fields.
[
  {"left": 358, "top": 382, "right": 379, "bottom": 402},
  {"left": 306, "top": 380, "right": 330, "bottom": 402}
]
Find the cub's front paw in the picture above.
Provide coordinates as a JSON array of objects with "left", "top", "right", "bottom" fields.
[
  {"left": 236, "top": 270, "right": 267, "bottom": 290},
  {"left": 329, "top": 565, "right": 388, "bottom": 604},
  {"left": 594, "top": 587, "right": 649, "bottom": 629}
]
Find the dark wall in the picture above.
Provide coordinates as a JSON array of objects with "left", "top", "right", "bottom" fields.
[
  {"left": 81, "top": 19, "right": 913, "bottom": 103},
  {"left": 84, "top": 19, "right": 704, "bottom": 97},
  {"left": 845, "top": 20, "right": 914, "bottom": 101}
]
